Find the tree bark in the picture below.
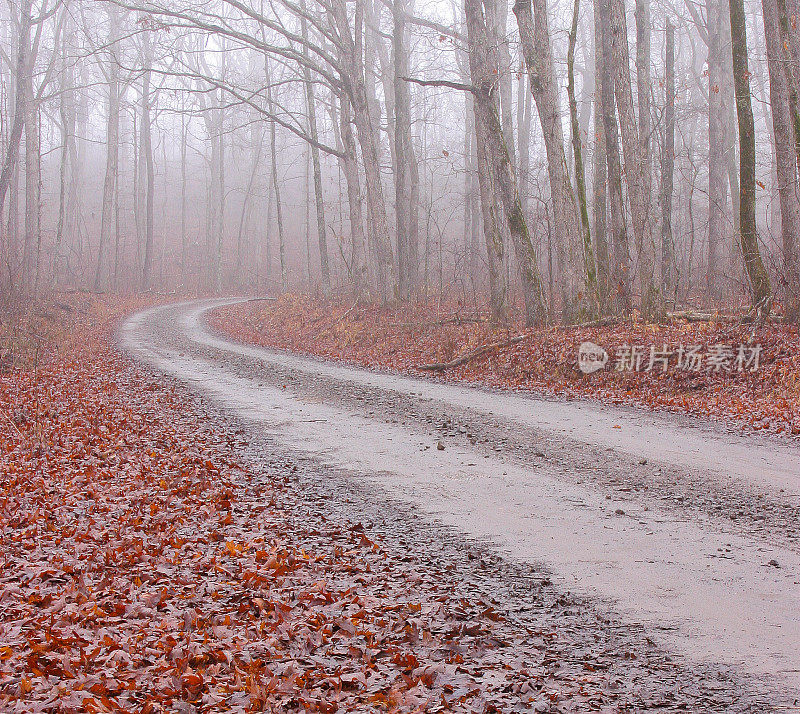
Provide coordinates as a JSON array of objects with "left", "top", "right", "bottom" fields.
[
  {"left": 592, "top": 4, "right": 611, "bottom": 307},
  {"left": 707, "top": 0, "right": 730, "bottom": 295},
  {"left": 634, "top": 0, "right": 651, "bottom": 197},
  {"left": 140, "top": 30, "right": 155, "bottom": 291},
  {"left": 300, "top": 10, "right": 330, "bottom": 292},
  {"left": 53, "top": 57, "right": 70, "bottom": 287},
  {"left": 94, "top": 3, "right": 121, "bottom": 292},
  {"left": 180, "top": 107, "right": 188, "bottom": 284},
  {"left": 763, "top": 0, "right": 800, "bottom": 317},
  {"left": 23, "top": 59, "right": 40, "bottom": 287},
  {"left": 457, "top": 44, "right": 497, "bottom": 307},
  {"left": 332, "top": 0, "right": 394, "bottom": 300},
  {"left": 265, "top": 58, "right": 288, "bottom": 292},
  {"left": 775, "top": 0, "right": 800, "bottom": 168},
  {"left": 660, "top": 22, "right": 676, "bottom": 300},
  {"left": 567, "top": 0, "right": 598, "bottom": 308},
  {"left": 634, "top": 0, "right": 655, "bottom": 305},
  {"left": 0, "top": 0, "right": 31, "bottom": 228},
  {"left": 514, "top": 0, "right": 583, "bottom": 317},
  {"left": 596, "top": 0, "right": 631, "bottom": 313},
  {"left": 472, "top": 0, "right": 547, "bottom": 325},
  {"left": 606, "top": 0, "right": 656, "bottom": 315},
  {"left": 517, "top": 59, "right": 532, "bottom": 217},
  {"left": 338, "top": 94, "right": 368, "bottom": 292},
  {"left": 495, "top": 0, "right": 516, "bottom": 168},
  {"left": 236, "top": 124, "right": 262, "bottom": 286},
  {"left": 729, "top": 0, "right": 772, "bottom": 306},
  {"left": 393, "top": 0, "right": 415, "bottom": 297},
  {"left": 216, "top": 90, "right": 226, "bottom": 290}
]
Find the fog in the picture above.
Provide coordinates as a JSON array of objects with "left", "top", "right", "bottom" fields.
[{"left": 1, "top": 0, "right": 797, "bottom": 321}]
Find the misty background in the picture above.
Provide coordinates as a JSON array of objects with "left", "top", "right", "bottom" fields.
[{"left": 1, "top": 0, "right": 797, "bottom": 322}]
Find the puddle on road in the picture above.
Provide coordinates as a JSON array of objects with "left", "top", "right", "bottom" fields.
[{"left": 120, "top": 303, "right": 800, "bottom": 698}]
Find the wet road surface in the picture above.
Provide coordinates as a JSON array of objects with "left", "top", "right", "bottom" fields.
[{"left": 120, "top": 298, "right": 800, "bottom": 711}]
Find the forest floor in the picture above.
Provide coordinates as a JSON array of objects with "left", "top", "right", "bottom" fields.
[
  {"left": 3, "top": 294, "right": 591, "bottom": 712},
  {"left": 1, "top": 294, "right": 797, "bottom": 712},
  {"left": 210, "top": 294, "right": 800, "bottom": 436}
]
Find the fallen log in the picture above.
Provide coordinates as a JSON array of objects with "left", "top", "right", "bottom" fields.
[
  {"left": 390, "top": 315, "right": 486, "bottom": 330},
  {"left": 415, "top": 333, "right": 529, "bottom": 371},
  {"left": 668, "top": 306, "right": 783, "bottom": 324},
  {"left": 667, "top": 310, "right": 731, "bottom": 322}
]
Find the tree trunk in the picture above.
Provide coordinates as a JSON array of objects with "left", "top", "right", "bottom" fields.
[
  {"left": 53, "top": 75, "right": 69, "bottom": 287},
  {"left": 180, "top": 108, "right": 188, "bottom": 284},
  {"left": 216, "top": 99, "right": 226, "bottom": 291},
  {"left": 660, "top": 21, "right": 676, "bottom": 300},
  {"left": 729, "top": 0, "right": 772, "bottom": 306},
  {"left": 113, "top": 143, "right": 122, "bottom": 289},
  {"left": 596, "top": 0, "right": 631, "bottom": 313},
  {"left": 707, "top": 0, "right": 729, "bottom": 296},
  {"left": 393, "top": 0, "right": 414, "bottom": 297},
  {"left": 333, "top": 0, "right": 394, "bottom": 300},
  {"left": 236, "top": 126, "right": 262, "bottom": 286},
  {"left": 634, "top": 0, "right": 651, "bottom": 197},
  {"left": 567, "top": 0, "right": 598, "bottom": 308},
  {"left": 775, "top": 0, "right": 800, "bottom": 168},
  {"left": 634, "top": 0, "right": 655, "bottom": 306},
  {"left": 264, "top": 117, "right": 274, "bottom": 284},
  {"left": 94, "top": 3, "right": 120, "bottom": 292},
  {"left": 265, "top": 59, "right": 288, "bottom": 292},
  {"left": 457, "top": 44, "right": 498, "bottom": 308},
  {"left": 471, "top": 0, "right": 547, "bottom": 325},
  {"left": 140, "top": 32, "right": 155, "bottom": 291},
  {"left": 495, "top": 0, "right": 516, "bottom": 168},
  {"left": 592, "top": 3, "right": 611, "bottom": 307},
  {"left": 353, "top": 105, "right": 394, "bottom": 298},
  {"left": 408, "top": 116, "right": 420, "bottom": 293},
  {"left": 338, "top": 94, "right": 368, "bottom": 292},
  {"left": 763, "top": 0, "right": 800, "bottom": 317},
  {"left": 720, "top": 0, "right": 739, "bottom": 241},
  {"left": 300, "top": 11, "right": 330, "bottom": 292},
  {"left": 0, "top": 0, "right": 31, "bottom": 229},
  {"left": 606, "top": 0, "right": 656, "bottom": 315},
  {"left": 23, "top": 67, "right": 40, "bottom": 288},
  {"left": 514, "top": 0, "right": 583, "bottom": 318},
  {"left": 517, "top": 59, "right": 532, "bottom": 217}
]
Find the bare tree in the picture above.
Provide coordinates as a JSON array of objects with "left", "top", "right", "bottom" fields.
[
  {"left": 660, "top": 21, "right": 676, "bottom": 300},
  {"left": 605, "top": 0, "right": 657, "bottom": 314},
  {"left": 514, "top": 0, "right": 585, "bottom": 316},
  {"left": 763, "top": 0, "right": 800, "bottom": 317},
  {"left": 729, "top": 0, "right": 771, "bottom": 307},
  {"left": 567, "top": 0, "right": 598, "bottom": 310},
  {"left": 139, "top": 22, "right": 155, "bottom": 291},
  {"left": 596, "top": 0, "right": 631, "bottom": 313},
  {"left": 94, "top": 2, "right": 123, "bottom": 291},
  {"left": 299, "top": 6, "right": 330, "bottom": 292},
  {"left": 469, "top": 0, "right": 546, "bottom": 324}
]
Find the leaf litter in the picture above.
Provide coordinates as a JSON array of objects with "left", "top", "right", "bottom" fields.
[
  {"left": 210, "top": 295, "right": 800, "bottom": 436},
  {"left": 0, "top": 295, "right": 779, "bottom": 712}
]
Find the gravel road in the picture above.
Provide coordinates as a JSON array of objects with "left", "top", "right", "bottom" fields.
[{"left": 119, "top": 298, "right": 800, "bottom": 712}]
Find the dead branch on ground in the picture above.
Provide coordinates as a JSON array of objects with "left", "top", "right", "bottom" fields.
[{"left": 415, "top": 333, "right": 529, "bottom": 371}]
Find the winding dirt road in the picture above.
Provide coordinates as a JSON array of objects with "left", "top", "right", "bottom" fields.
[{"left": 120, "top": 298, "right": 800, "bottom": 710}]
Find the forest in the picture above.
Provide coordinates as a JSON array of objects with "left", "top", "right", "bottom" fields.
[
  {"left": 3, "top": 0, "right": 800, "bottom": 710},
  {"left": 1, "top": 0, "right": 798, "bottom": 324}
]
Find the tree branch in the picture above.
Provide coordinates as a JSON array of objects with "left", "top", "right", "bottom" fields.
[{"left": 401, "top": 76, "right": 476, "bottom": 94}]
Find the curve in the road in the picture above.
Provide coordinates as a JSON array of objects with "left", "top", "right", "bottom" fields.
[{"left": 119, "top": 298, "right": 800, "bottom": 703}]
